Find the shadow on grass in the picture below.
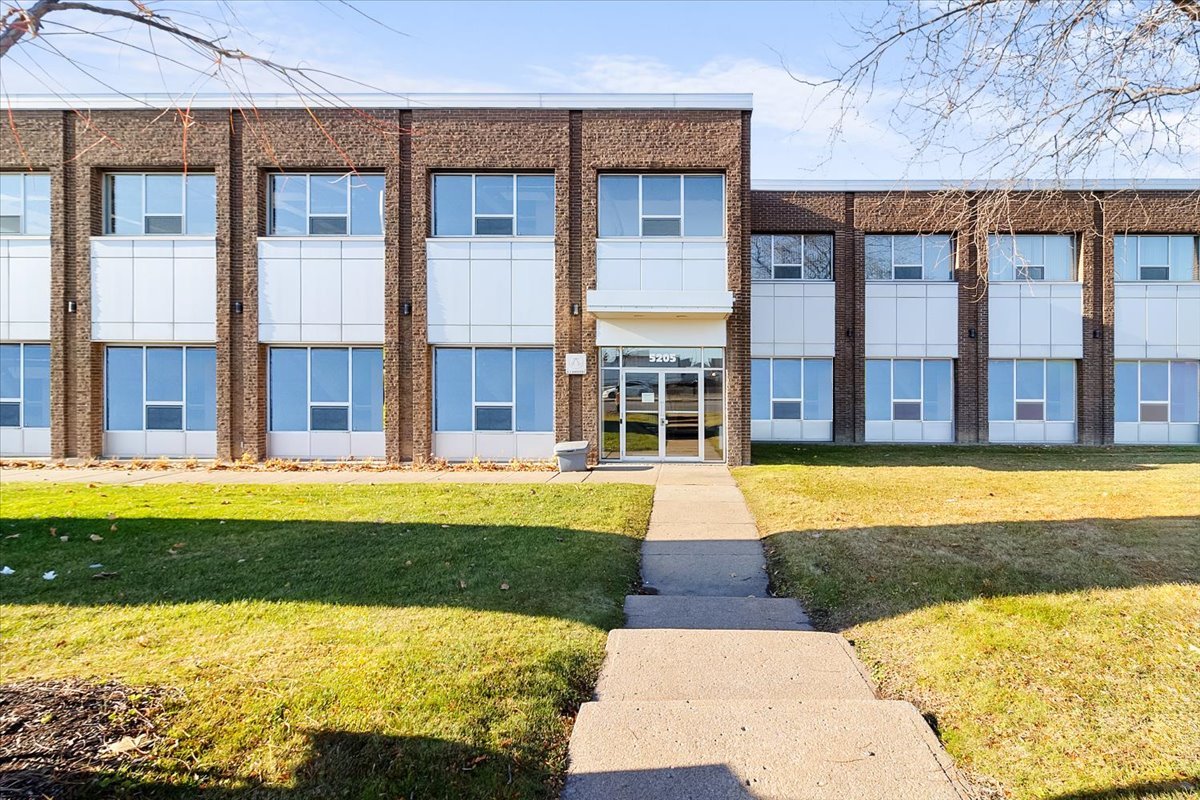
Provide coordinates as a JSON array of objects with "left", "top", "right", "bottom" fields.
[
  {"left": 1044, "top": 777, "right": 1200, "bottom": 800},
  {"left": 750, "top": 443, "right": 1200, "bottom": 471},
  {"left": 0, "top": 518, "right": 640, "bottom": 627},
  {"left": 762, "top": 515, "right": 1199, "bottom": 630},
  {"left": 36, "top": 729, "right": 550, "bottom": 800}
]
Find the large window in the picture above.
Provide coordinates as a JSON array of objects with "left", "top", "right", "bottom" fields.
[
  {"left": 1116, "top": 360, "right": 1199, "bottom": 423},
  {"left": 268, "top": 173, "right": 384, "bottom": 236},
  {"left": 989, "top": 360, "right": 1075, "bottom": 422},
  {"left": 750, "top": 234, "right": 833, "bottom": 280},
  {"left": 988, "top": 234, "right": 1077, "bottom": 281},
  {"left": 269, "top": 347, "right": 383, "bottom": 432},
  {"left": 1114, "top": 235, "right": 1198, "bottom": 281},
  {"left": 104, "top": 173, "right": 215, "bottom": 235},
  {"left": 0, "top": 344, "right": 50, "bottom": 429},
  {"left": 750, "top": 358, "right": 833, "bottom": 421},
  {"left": 865, "top": 234, "right": 953, "bottom": 281},
  {"left": 432, "top": 174, "right": 554, "bottom": 237},
  {"left": 0, "top": 172, "right": 50, "bottom": 235},
  {"left": 105, "top": 346, "right": 216, "bottom": 431},
  {"left": 434, "top": 347, "right": 553, "bottom": 432},
  {"left": 866, "top": 359, "right": 953, "bottom": 422},
  {"left": 598, "top": 174, "right": 724, "bottom": 238}
]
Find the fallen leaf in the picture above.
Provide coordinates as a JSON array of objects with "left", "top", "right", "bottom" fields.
[
  {"left": 106, "top": 512, "right": 116, "bottom": 520},
  {"left": 90, "top": 534, "right": 104, "bottom": 542},
  {"left": 103, "top": 734, "right": 145, "bottom": 755},
  {"left": 5, "top": 534, "right": 19, "bottom": 539},
  {"left": 110, "top": 524, "right": 118, "bottom": 532},
  {"left": 91, "top": 571, "right": 119, "bottom": 580},
  {"left": 59, "top": 536, "right": 68, "bottom": 542},
  {"left": 49, "top": 527, "right": 57, "bottom": 536},
  {"left": 500, "top": 582, "right": 510, "bottom": 590},
  {"left": 458, "top": 579, "right": 467, "bottom": 589},
  {"left": 1, "top": 566, "right": 14, "bottom": 576},
  {"left": 42, "top": 571, "right": 56, "bottom": 580}
]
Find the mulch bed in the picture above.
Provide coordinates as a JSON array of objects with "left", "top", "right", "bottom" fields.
[{"left": 0, "top": 679, "right": 177, "bottom": 799}]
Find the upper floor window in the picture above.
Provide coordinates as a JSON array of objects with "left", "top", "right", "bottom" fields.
[
  {"left": 865, "top": 234, "right": 953, "bottom": 281},
  {"left": 1114, "top": 234, "right": 1198, "bottom": 282},
  {"left": 988, "top": 234, "right": 1077, "bottom": 281},
  {"left": 751, "top": 234, "right": 833, "bottom": 280},
  {"left": 268, "top": 173, "right": 384, "bottom": 236},
  {"left": 0, "top": 172, "right": 50, "bottom": 235},
  {"left": 598, "top": 174, "right": 724, "bottom": 238},
  {"left": 433, "top": 173, "right": 554, "bottom": 237},
  {"left": 105, "top": 173, "right": 215, "bottom": 235}
]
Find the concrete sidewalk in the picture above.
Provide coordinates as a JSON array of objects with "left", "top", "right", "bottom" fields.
[
  {"left": 563, "top": 465, "right": 969, "bottom": 800},
  {"left": 0, "top": 463, "right": 668, "bottom": 486}
]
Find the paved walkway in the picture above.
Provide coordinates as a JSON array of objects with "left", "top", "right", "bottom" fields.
[
  {"left": 0, "top": 463, "right": 664, "bottom": 486},
  {"left": 562, "top": 465, "right": 969, "bottom": 800}
]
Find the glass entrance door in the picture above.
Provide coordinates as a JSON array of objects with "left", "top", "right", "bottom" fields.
[
  {"left": 622, "top": 371, "right": 661, "bottom": 458},
  {"left": 663, "top": 371, "right": 701, "bottom": 458},
  {"left": 620, "top": 370, "right": 702, "bottom": 460}
]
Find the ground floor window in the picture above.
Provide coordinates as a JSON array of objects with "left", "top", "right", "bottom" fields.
[
  {"left": 1116, "top": 360, "right": 1199, "bottom": 424},
  {"left": 269, "top": 347, "right": 383, "bottom": 432},
  {"left": 750, "top": 358, "right": 833, "bottom": 422},
  {"left": 989, "top": 360, "right": 1075, "bottom": 422},
  {"left": 434, "top": 347, "right": 553, "bottom": 433},
  {"left": 105, "top": 346, "right": 216, "bottom": 431},
  {"left": 0, "top": 343, "right": 50, "bottom": 429},
  {"left": 866, "top": 359, "right": 953, "bottom": 422}
]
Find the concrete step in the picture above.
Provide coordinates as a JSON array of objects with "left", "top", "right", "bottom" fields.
[
  {"left": 563, "top": 699, "right": 967, "bottom": 800},
  {"left": 595, "top": 629, "right": 875, "bottom": 702},
  {"left": 623, "top": 595, "right": 812, "bottom": 631},
  {"left": 641, "top": 550, "right": 768, "bottom": 597},
  {"left": 643, "top": 520, "right": 761, "bottom": 541}
]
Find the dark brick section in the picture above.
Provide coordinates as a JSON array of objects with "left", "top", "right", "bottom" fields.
[{"left": 748, "top": 188, "right": 1199, "bottom": 446}]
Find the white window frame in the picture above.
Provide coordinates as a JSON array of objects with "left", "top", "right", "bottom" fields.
[
  {"left": 0, "top": 172, "right": 50, "bottom": 235},
  {"left": 102, "top": 173, "right": 210, "bottom": 236},
  {"left": 266, "top": 173, "right": 384, "bottom": 237},
  {"left": 1115, "top": 234, "right": 1199, "bottom": 282},
  {"left": 104, "top": 345, "right": 214, "bottom": 432},
  {"left": 1124, "top": 360, "right": 1199, "bottom": 424},
  {"left": 598, "top": 173, "right": 726, "bottom": 239},
  {"left": 433, "top": 346, "right": 555, "bottom": 433},
  {"left": 267, "top": 346, "right": 383, "bottom": 433},
  {"left": 752, "top": 358, "right": 834, "bottom": 422},
  {"left": 987, "top": 234, "right": 1078, "bottom": 282},
  {"left": 751, "top": 234, "right": 834, "bottom": 281},
  {"left": 431, "top": 173, "right": 555, "bottom": 239},
  {"left": 1, "top": 343, "right": 30, "bottom": 428},
  {"left": 865, "top": 234, "right": 954, "bottom": 281},
  {"left": 870, "top": 358, "right": 953, "bottom": 422},
  {"left": 991, "top": 359, "right": 1077, "bottom": 422}
]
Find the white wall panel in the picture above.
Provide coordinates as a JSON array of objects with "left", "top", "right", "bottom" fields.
[
  {"left": 267, "top": 431, "right": 384, "bottom": 460},
  {"left": 749, "top": 420, "right": 832, "bottom": 442},
  {"left": 593, "top": 238, "right": 728, "bottom": 316},
  {"left": 425, "top": 238, "right": 554, "bottom": 344},
  {"left": 1114, "top": 284, "right": 1200, "bottom": 359},
  {"left": 988, "top": 283, "right": 1083, "bottom": 359},
  {"left": 257, "top": 238, "right": 385, "bottom": 343},
  {"left": 749, "top": 282, "right": 835, "bottom": 357},
  {"left": 103, "top": 430, "right": 216, "bottom": 459},
  {"left": 433, "top": 432, "right": 554, "bottom": 462},
  {"left": 865, "top": 282, "right": 958, "bottom": 358},
  {"left": 988, "top": 420, "right": 1076, "bottom": 444},
  {"left": 865, "top": 419, "right": 954, "bottom": 443},
  {"left": 0, "top": 427, "right": 51, "bottom": 457},
  {"left": 91, "top": 238, "right": 216, "bottom": 342},
  {"left": 1115, "top": 421, "right": 1200, "bottom": 444},
  {"left": 0, "top": 238, "right": 52, "bottom": 340}
]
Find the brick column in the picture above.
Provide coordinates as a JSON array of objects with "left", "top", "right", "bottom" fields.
[
  {"left": 834, "top": 194, "right": 858, "bottom": 443},
  {"left": 1079, "top": 195, "right": 1109, "bottom": 445},
  {"left": 955, "top": 198, "right": 985, "bottom": 443}
]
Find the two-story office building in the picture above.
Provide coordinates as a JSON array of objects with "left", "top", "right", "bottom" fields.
[{"left": 1, "top": 93, "right": 1197, "bottom": 465}]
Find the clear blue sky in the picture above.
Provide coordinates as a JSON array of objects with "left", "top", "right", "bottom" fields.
[{"left": 1, "top": 1, "right": 1191, "bottom": 179}]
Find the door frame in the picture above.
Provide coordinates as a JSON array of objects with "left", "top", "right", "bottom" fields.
[{"left": 619, "top": 369, "right": 704, "bottom": 461}]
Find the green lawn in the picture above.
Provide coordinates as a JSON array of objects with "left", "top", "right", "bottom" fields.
[
  {"left": 735, "top": 445, "right": 1200, "bottom": 800},
  {"left": 0, "top": 482, "right": 654, "bottom": 799}
]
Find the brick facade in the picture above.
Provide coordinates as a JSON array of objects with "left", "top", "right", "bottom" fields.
[{"left": 3, "top": 102, "right": 1196, "bottom": 462}]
